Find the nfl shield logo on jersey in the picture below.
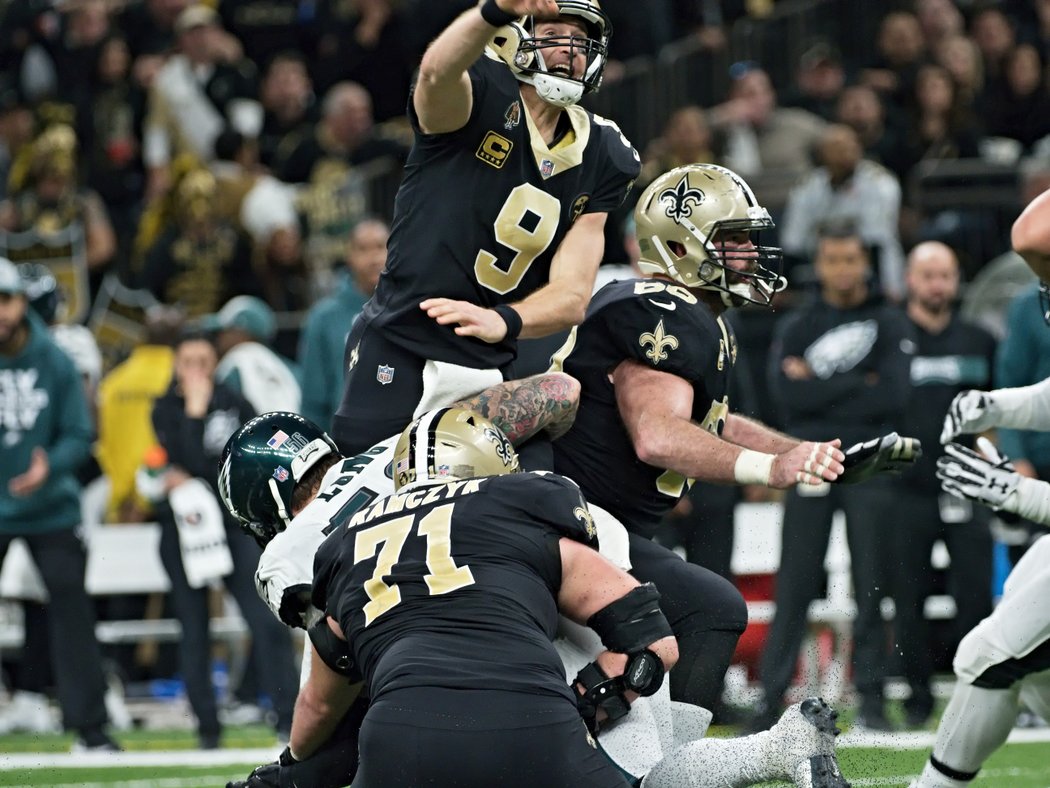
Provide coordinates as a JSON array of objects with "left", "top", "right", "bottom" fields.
[
  {"left": 540, "top": 159, "right": 555, "bottom": 178},
  {"left": 376, "top": 364, "right": 395, "bottom": 385}
]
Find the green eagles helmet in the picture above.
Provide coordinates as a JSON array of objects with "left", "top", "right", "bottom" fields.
[
  {"left": 393, "top": 407, "right": 520, "bottom": 491},
  {"left": 218, "top": 412, "right": 339, "bottom": 546}
]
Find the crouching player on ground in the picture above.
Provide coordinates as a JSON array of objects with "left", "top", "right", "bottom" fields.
[{"left": 219, "top": 407, "right": 850, "bottom": 786}]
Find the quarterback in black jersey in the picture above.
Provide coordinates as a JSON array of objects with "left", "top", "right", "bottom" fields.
[
  {"left": 290, "top": 408, "right": 677, "bottom": 788},
  {"left": 552, "top": 163, "right": 906, "bottom": 711},
  {"left": 332, "top": 0, "right": 640, "bottom": 455}
]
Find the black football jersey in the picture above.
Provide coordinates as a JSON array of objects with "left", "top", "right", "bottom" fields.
[
  {"left": 311, "top": 471, "right": 597, "bottom": 707},
  {"left": 360, "top": 55, "right": 640, "bottom": 369},
  {"left": 553, "top": 279, "right": 737, "bottom": 537}
]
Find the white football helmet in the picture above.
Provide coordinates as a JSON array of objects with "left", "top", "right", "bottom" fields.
[
  {"left": 634, "top": 163, "right": 786, "bottom": 308},
  {"left": 488, "top": 0, "right": 611, "bottom": 107}
]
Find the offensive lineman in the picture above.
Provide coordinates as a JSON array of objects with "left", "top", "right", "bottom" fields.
[
  {"left": 297, "top": 408, "right": 677, "bottom": 786},
  {"left": 909, "top": 188, "right": 1050, "bottom": 788},
  {"left": 220, "top": 410, "right": 852, "bottom": 785},
  {"left": 551, "top": 163, "right": 919, "bottom": 722}
]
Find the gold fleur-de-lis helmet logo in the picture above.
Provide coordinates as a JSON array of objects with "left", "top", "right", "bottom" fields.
[
  {"left": 573, "top": 506, "right": 596, "bottom": 539},
  {"left": 639, "top": 319, "right": 679, "bottom": 364},
  {"left": 658, "top": 174, "right": 705, "bottom": 223}
]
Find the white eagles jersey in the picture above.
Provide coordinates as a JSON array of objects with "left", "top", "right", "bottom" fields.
[{"left": 256, "top": 436, "right": 396, "bottom": 629}]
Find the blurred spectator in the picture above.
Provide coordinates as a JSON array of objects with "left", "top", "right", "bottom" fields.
[
  {"left": 993, "top": 283, "right": 1050, "bottom": 561},
  {"left": 313, "top": 0, "right": 414, "bottom": 123},
  {"left": 835, "top": 83, "right": 898, "bottom": 166},
  {"left": 889, "top": 242, "right": 995, "bottom": 730},
  {"left": 0, "top": 82, "right": 34, "bottom": 202},
  {"left": 218, "top": 0, "right": 325, "bottom": 75},
  {"left": 708, "top": 63, "right": 825, "bottom": 202},
  {"left": 142, "top": 4, "right": 261, "bottom": 200},
  {"left": 96, "top": 305, "right": 182, "bottom": 524},
  {"left": 297, "top": 217, "right": 387, "bottom": 429},
  {"left": 78, "top": 34, "right": 148, "bottom": 280},
  {"left": 969, "top": 3, "right": 1016, "bottom": 86},
  {"left": 257, "top": 51, "right": 318, "bottom": 170},
  {"left": 640, "top": 105, "right": 717, "bottom": 186},
  {"left": 780, "top": 40, "right": 847, "bottom": 122},
  {"left": 861, "top": 11, "right": 927, "bottom": 114},
  {"left": 883, "top": 64, "right": 981, "bottom": 188},
  {"left": 208, "top": 129, "right": 306, "bottom": 313},
  {"left": 598, "top": 0, "right": 674, "bottom": 61},
  {"left": 274, "top": 80, "right": 407, "bottom": 184},
  {"left": 916, "top": 0, "right": 965, "bottom": 52},
  {"left": 781, "top": 124, "right": 905, "bottom": 300},
  {"left": 140, "top": 167, "right": 259, "bottom": 316},
  {"left": 983, "top": 43, "right": 1050, "bottom": 154},
  {"left": 752, "top": 224, "right": 915, "bottom": 733},
  {"left": 200, "top": 295, "right": 301, "bottom": 415},
  {"left": 0, "top": 124, "right": 116, "bottom": 304},
  {"left": 119, "top": 0, "right": 191, "bottom": 62},
  {"left": 0, "top": 257, "right": 118, "bottom": 751},
  {"left": 935, "top": 34, "right": 986, "bottom": 110},
  {"left": 150, "top": 330, "right": 298, "bottom": 748}
]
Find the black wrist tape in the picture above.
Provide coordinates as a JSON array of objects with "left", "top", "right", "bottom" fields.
[
  {"left": 493, "top": 304, "right": 523, "bottom": 340},
  {"left": 480, "top": 0, "right": 518, "bottom": 27}
]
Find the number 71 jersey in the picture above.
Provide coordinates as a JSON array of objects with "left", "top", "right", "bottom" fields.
[
  {"left": 311, "top": 471, "right": 599, "bottom": 701},
  {"left": 362, "top": 55, "right": 640, "bottom": 369}
]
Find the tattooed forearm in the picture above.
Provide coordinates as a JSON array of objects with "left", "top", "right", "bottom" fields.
[{"left": 453, "top": 373, "right": 581, "bottom": 444}]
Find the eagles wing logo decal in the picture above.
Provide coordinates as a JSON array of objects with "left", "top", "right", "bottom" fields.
[
  {"left": 639, "top": 320, "right": 679, "bottom": 364},
  {"left": 573, "top": 506, "right": 596, "bottom": 539},
  {"left": 658, "top": 175, "right": 705, "bottom": 223}
]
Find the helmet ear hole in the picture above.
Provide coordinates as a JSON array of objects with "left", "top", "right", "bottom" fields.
[{"left": 668, "top": 241, "right": 687, "bottom": 258}]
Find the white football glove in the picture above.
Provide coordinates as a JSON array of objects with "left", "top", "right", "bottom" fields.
[
  {"left": 940, "top": 390, "right": 997, "bottom": 444},
  {"left": 936, "top": 437, "right": 1020, "bottom": 511}
]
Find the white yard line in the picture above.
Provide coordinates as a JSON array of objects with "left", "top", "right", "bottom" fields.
[{"left": 0, "top": 747, "right": 279, "bottom": 770}]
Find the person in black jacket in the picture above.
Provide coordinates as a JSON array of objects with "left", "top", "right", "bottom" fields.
[
  {"left": 888, "top": 242, "right": 996, "bottom": 729},
  {"left": 151, "top": 331, "right": 299, "bottom": 749},
  {"left": 752, "top": 222, "right": 917, "bottom": 733}
]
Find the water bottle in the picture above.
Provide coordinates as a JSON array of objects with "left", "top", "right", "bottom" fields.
[{"left": 135, "top": 444, "right": 170, "bottom": 503}]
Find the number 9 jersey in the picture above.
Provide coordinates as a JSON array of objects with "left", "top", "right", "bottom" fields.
[{"left": 360, "top": 55, "right": 640, "bottom": 369}]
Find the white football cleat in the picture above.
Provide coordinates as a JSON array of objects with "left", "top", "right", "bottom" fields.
[
  {"left": 767, "top": 697, "right": 850, "bottom": 788},
  {"left": 0, "top": 690, "right": 60, "bottom": 734}
]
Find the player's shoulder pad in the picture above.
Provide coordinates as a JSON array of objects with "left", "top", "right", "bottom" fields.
[
  {"left": 585, "top": 110, "right": 641, "bottom": 178},
  {"left": 609, "top": 284, "right": 722, "bottom": 369},
  {"left": 494, "top": 471, "right": 598, "bottom": 545}
]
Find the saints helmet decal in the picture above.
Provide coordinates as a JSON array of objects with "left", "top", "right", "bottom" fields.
[
  {"left": 393, "top": 408, "right": 520, "bottom": 491},
  {"left": 634, "top": 163, "right": 785, "bottom": 308}
]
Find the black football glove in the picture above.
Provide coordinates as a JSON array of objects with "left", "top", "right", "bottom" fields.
[
  {"left": 836, "top": 432, "right": 922, "bottom": 484},
  {"left": 226, "top": 748, "right": 298, "bottom": 788}
]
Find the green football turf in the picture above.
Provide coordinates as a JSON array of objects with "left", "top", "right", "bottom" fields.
[{"left": 1, "top": 728, "right": 1048, "bottom": 787}]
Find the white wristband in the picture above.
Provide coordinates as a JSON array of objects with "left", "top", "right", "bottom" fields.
[{"left": 734, "top": 449, "right": 775, "bottom": 486}]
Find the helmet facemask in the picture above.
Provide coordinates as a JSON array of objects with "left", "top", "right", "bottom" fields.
[
  {"left": 492, "top": 1, "right": 611, "bottom": 108},
  {"left": 636, "top": 164, "right": 786, "bottom": 308}
]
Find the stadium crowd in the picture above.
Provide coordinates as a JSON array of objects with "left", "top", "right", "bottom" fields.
[{"left": 0, "top": 0, "right": 1049, "bottom": 780}]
